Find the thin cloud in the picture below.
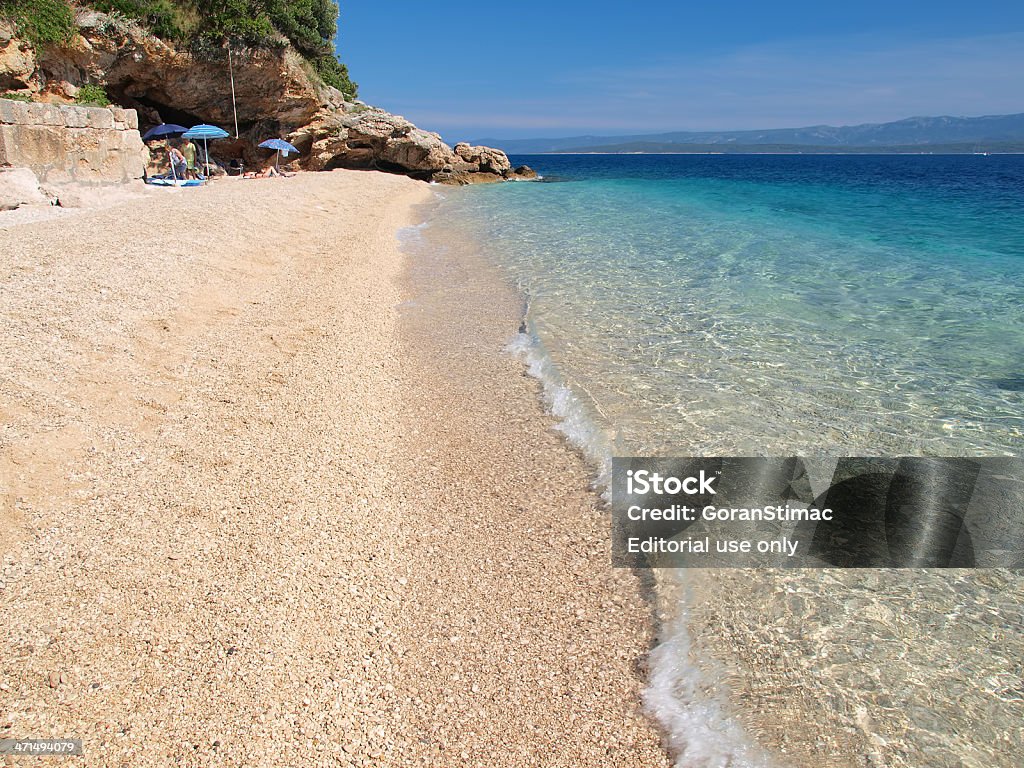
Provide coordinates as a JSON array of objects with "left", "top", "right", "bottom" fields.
[{"left": 388, "top": 31, "right": 1024, "bottom": 137}]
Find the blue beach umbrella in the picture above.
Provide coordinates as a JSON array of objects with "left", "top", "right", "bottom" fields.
[
  {"left": 258, "top": 138, "right": 300, "bottom": 171},
  {"left": 183, "top": 124, "right": 230, "bottom": 175},
  {"left": 143, "top": 123, "right": 189, "bottom": 182},
  {"left": 142, "top": 123, "right": 187, "bottom": 141}
]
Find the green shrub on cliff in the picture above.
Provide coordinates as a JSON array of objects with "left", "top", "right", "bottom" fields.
[
  {"left": 74, "top": 83, "right": 111, "bottom": 107},
  {"left": 311, "top": 53, "right": 356, "bottom": 98},
  {"left": 193, "top": 1, "right": 357, "bottom": 97},
  {"left": 87, "top": 1, "right": 190, "bottom": 40},
  {"left": 189, "top": 0, "right": 275, "bottom": 47},
  {"left": 262, "top": 0, "right": 334, "bottom": 55},
  {"left": 0, "top": 0, "right": 75, "bottom": 46},
  {"left": 1, "top": 0, "right": 359, "bottom": 100}
]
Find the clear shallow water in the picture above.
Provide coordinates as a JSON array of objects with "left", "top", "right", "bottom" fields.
[
  {"left": 444, "top": 154, "right": 1024, "bottom": 462},
  {"left": 420, "top": 155, "right": 1024, "bottom": 767}
]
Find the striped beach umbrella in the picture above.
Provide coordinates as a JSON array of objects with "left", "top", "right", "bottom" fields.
[{"left": 184, "top": 124, "right": 230, "bottom": 176}]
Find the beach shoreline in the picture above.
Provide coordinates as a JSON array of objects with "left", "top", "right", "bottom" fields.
[
  {"left": 416, "top": 161, "right": 1024, "bottom": 768},
  {"left": 0, "top": 170, "right": 669, "bottom": 766}
]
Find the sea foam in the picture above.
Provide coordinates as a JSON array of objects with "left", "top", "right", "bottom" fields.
[
  {"left": 505, "top": 327, "right": 614, "bottom": 492},
  {"left": 506, "top": 323, "right": 778, "bottom": 768},
  {"left": 644, "top": 595, "right": 778, "bottom": 768}
]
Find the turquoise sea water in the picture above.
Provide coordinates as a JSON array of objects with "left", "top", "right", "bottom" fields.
[
  {"left": 438, "top": 154, "right": 1024, "bottom": 465},
  {"left": 416, "top": 155, "right": 1024, "bottom": 767}
]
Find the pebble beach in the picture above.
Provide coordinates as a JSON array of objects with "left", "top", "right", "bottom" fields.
[{"left": 0, "top": 171, "right": 669, "bottom": 767}]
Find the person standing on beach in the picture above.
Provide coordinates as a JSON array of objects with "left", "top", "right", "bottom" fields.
[
  {"left": 168, "top": 143, "right": 188, "bottom": 181},
  {"left": 181, "top": 137, "right": 198, "bottom": 180}
]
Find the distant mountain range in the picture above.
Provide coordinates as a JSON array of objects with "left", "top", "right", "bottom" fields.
[{"left": 474, "top": 113, "right": 1024, "bottom": 154}]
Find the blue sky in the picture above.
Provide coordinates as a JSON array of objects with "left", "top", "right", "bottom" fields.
[{"left": 337, "top": 1, "right": 1024, "bottom": 142}]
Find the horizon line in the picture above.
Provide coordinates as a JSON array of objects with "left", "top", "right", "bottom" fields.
[{"left": 463, "top": 110, "right": 1024, "bottom": 142}]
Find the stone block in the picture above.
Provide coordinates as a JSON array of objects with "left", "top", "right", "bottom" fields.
[
  {"left": 16, "top": 125, "right": 68, "bottom": 182},
  {"left": 24, "top": 102, "right": 49, "bottom": 124},
  {"left": 109, "top": 106, "right": 126, "bottom": 130},
  {"left": 0, "top": 124, "right": 14, "bottom": 164},
  {"left": 42, "top": 164, "right": 72, "bottom": 185},
  {"left": 0, "top": 98, "right": 29, "bottom": 125},
  {"left": 0, "top": 103, "right": 158, "bottom": 188},
  {"left": 38, "top": 104, "right": 63, "bottom": 125},
  {"left": 85, "top": 107, "right": 114, "bottom": 130},
  {"left": 120, "top": 129, "right": 144, "bottom": 152},
  {"left": 62, "top": 106, "right": 89, "bottom": 128}
]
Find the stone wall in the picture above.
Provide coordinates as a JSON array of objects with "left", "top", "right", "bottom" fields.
[{"left": 0, "top": 100, "right": 148, "bottom": 185}]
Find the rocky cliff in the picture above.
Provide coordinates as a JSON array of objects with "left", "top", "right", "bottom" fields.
[{"left": 0, "top": 10, "right": 532, "bottom": 185}]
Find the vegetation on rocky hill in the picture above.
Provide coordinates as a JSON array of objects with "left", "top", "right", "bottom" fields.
[
  {"left": 0, "top": 0, "right": 357, "bottom": 98},
  {"left": 0, "top": 0, "right": 76, "bottom": 46},
  {"left": 73, "top": 82, "right": 110, "bottom": 106}
]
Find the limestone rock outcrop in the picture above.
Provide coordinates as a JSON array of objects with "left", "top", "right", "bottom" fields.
[
  {"left": 294, "top": 107, "right": 445, "bottom": 177},
  {"left": 2, "top": 10, "right": 533, "bottom": 185},
  {"left": 292, "top": 108, "right": 533, "bottom": 183},
  {"left": 454, "top": 143, "right": 513, "bottom": 175},
  {"left": 0, "top": 21, "right": 35, "bottom": 92},
  {"left": 33, "top": 11, "right": 338, "bottom": 133}
]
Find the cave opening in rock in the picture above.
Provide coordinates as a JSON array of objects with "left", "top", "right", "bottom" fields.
[
  {"left": 322, "top": 154, "right": 370, "bottom": 172},
  {"left": 320, "top": 154, "right": 430, "bottom": 181},
  {"left": 120, "top": 94, "right": 209, "bottom": 134},
  {"left": 115, "top": 93, "right": 279, "bottom": 168},
  {"left": 372, "top": 159, "right": 432, "bottom": 180}
]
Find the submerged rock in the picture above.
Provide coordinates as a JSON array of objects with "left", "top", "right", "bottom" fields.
[{"left": 511, "top": 165, "right": 539, "bottom": 180}]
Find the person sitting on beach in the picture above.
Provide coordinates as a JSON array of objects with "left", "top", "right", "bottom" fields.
[
  {"left": 181, "top": 138, "right": 198, "bottom": 180},
  {"left": 243, "top": 166, "right": 283, "bottom": 179},
  {"left": 168, "top": 144, "right": 188, "bottom": 180}
]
